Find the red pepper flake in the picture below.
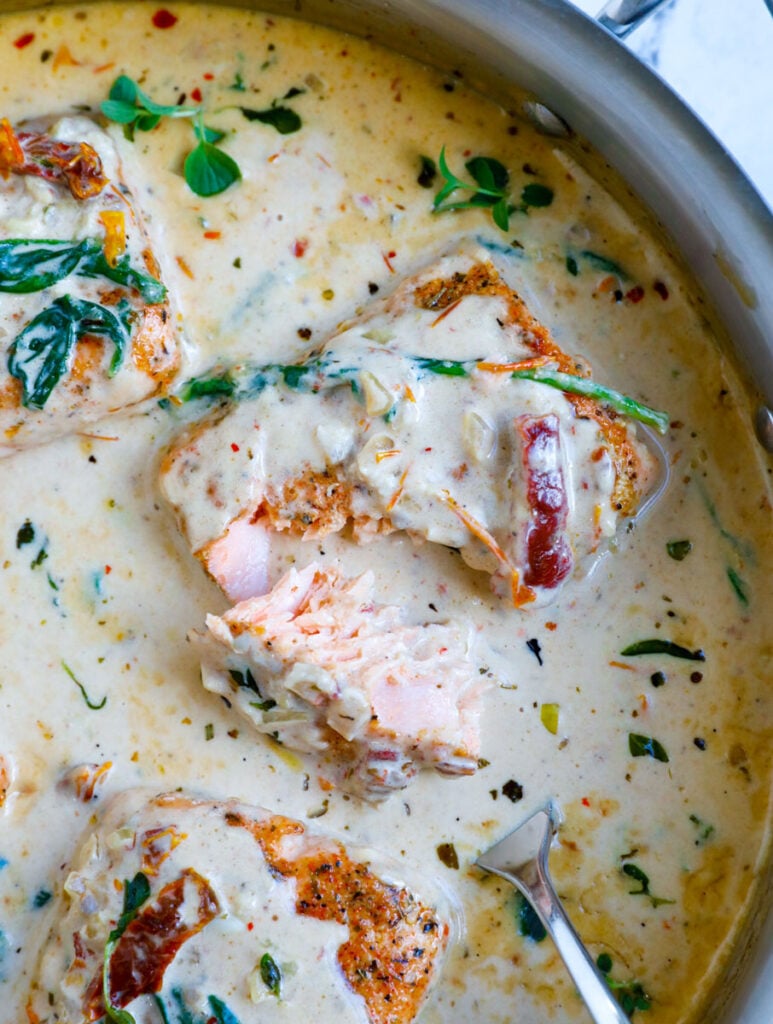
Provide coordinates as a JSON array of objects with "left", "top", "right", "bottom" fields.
[
  {"left": 231, "top": 442, "right": 240, "bottom": 452},
  {"left": 653, "top": 280, "right": 669, "bottom": 300},
  {"left": 151, "top": 8, "right": 178, "bottom": 29},
  {"left": 203, "top": 72, "right": 214, "bottom": 81},
  {"left": 581, "top": 797, "right": 590, "bottom": 807},
  {"left": 190, "top": 87, "right": 202, "bottom": 102},
  {"left": 14, "top": 32, "right": 35, "bottom": 49},
  {"left": 625, "top": 285, "right": 645, "bottom": 303},
  {"left": 292, "top": 238, "right": 309, "bottom": 258},
  {"left": 203, "top": 230, "right": 221, "bottom": 240},
  {"left": 545, "top": 621, "right": 557, "bottom": 631},
  {"left": 105, "top": 565, "right": 112, "bottom": 575},
  {"left": 382, "top": 251, "right": 396, "bottom": 274},
  {"left": 247, "top": 921, "right": 254, "bottom": 931}
]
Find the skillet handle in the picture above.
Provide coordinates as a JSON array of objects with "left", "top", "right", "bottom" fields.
[{"left": 596, "top": 0, "right": 672, "bottom": 38}]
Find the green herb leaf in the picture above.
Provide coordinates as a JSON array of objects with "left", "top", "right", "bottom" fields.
[
  {"left": 491, "top": 198, "right": 511, "bottom": 231},
  {"left": 179, "top": 374, "right": 236, "bottom": 402},
  {"left": 465, "top": 155, "right": 509, "bottom": 193},
  {"left": 229, "top": 71, "right": 246, "bottom": 92},
  {"left": 239, "top": 104, "right": 302, "bottom": 134},
  {"left": 580, "top": 249, "right": 629, "bottom": 279},
  {"left": 596, "top": 952, "right": 613, "bottom": 974},
  {"left": 726, "top": 566, "right": 749, "bottom": 606},
  {"left": 259, "top": 952, "right": 282, "bottom": 998},
  {"left": 16, "top": 520, "right": 35, "bottom": 548},
  {"left": 112, "top": 872, "right": 150, "bottom": 937},
  {"left": 62, "top": 661, "right": 107, "bottom": 710},
  {"left": 30, "top": 542, "right": 48, "bottom": 569},
  {"left": 79, "top": 250, "right": 167, "bottom": 304},
  {"left": 102, "top": 74, "right": 200, "bottom": 124},
  {"left": 688, "top": 813, "right": 715, "bottom": 845},
  {"left": 621, "top": 639, "right": 705, "bottom": 661},
  {"left": 622, "top": 862, "right": 675, "bottom": 907},
  {"left": 193, "top": 121, "right": 227, "bottom": 145},
  {"left": 599, "top": 961, "right": 652, "bottom": 1019},
  {"left": 208, "top": 995, "right": 241, "bottom": 1024},
  {"left": 229, "top": 666, "right": 277, "bottom": 711},
  {"left": 100, "top": 99, "right": 144, "bottom": 124},
  {"left": 107, "top": 74, "right": 138, "bottom": 105},
  {"left": 509, "top": 366, "right": 670, "bottom": 434},
  {"left": 628, "top": 733, "right": 669, "bottom": 763},
  {"left": 515, "top": 891, "right": 546, "bottom": 942},
  {"left": 0, "top": 238, "right": 92, "bottom": 293},
  {"left": 520, "top": 182, "right": 553, "bottom": 208},
  {"left": 8, "top": 295, "right": 131, "bottom": 409},
  {"left": 413, "top": 356, "right": 471, "bottom": 377},
  {"left": 433, "top": 148, "right": 512, "bottom": 231},
  {"left": 184, "top": 141, "right": 241, "bottom": 197},
  {"left": 33, "top": 888, "right": 52, "bottom": 908},
  {"left": 622, "top": 863, "right": 650, "bottom": 894},
  {"left": 666, "top": 539, "right": 692, "bottom": 561},
  {"left": 566, "top": 255, "right": 579, "bottom": 276},
  {"left": 417, "top": 154, "right": 437, "bottom": 188},
  {"left": 0, "top": 237, "right": 165, "bottom": 303},
  {"left": 103, "top": 872, "right": 151, "bottom": 1024}
]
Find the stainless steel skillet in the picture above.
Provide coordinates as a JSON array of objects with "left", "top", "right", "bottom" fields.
[{"left": 0, "top": 0, "right": 769, "bottom": 1019}]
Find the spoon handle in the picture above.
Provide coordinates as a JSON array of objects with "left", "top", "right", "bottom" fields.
[
  {"left": 526, "top": 868, "right": 631, "bottom": 1024},
  {"left": 596, "top": 0, "right": 672, "bottom": 38}
]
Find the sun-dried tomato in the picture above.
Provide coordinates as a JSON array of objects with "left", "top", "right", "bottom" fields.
[
  {"left": 85, "top": 868, "right": 219, "bottom": 1019},
  {"left": 10, "top": 129, "right": 109, "bottom": 199},
  {"left": 517, "top": 414, "right": 573, "bottom": 589}
]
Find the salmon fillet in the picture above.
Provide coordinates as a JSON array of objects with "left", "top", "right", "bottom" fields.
[
  {"left": 0, "top": 115, "right": 179, "bottom": 454},
  {"left": 160, "top": 242, "right": 659, "bottom": 607},
  {"left": 26, "top": 790, "right": 449, "bottom": 1024},
  {"left": 192, "top": 562, "right": 490, "bottom": 799}
]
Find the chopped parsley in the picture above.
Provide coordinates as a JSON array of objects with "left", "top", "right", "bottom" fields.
[
  {"left": 621, "top": 639, "right": 705, "bottom": 661},
  {"left": 259, "top": 952, "right": 282, "bottom": 997},
  {"left": 596, "top": 953, "right": 651, "bottom": 1017},
  {"left": 628, "top": 733, "right": 669, "bottom": 763},
  {"left": 621, "top": 863, "right": 675, "bottom": 908},
  {"left": 666, "top": 539, "right": 692, "bottom": 561},
  {"left": 62, "top": 661, "right": 107, "bottom": 710}
]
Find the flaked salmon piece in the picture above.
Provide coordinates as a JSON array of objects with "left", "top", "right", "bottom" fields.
[
  {"left": 192, "top": 562, "right": 490, "bottom": 799},
  {"left": 27, "top": 790, "right": 450, "bottom": 1024},
  {"left": 0, "top": 116, "right": 180, "bottom": 455},
  {"left": 160, "top": 242, "right": 660, "bottom": 607}
]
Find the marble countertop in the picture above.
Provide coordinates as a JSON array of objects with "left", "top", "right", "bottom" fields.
[{"left": 569, "top": 0, "right": 773, "bottom": 211}]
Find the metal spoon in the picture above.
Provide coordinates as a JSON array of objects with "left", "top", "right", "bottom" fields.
[{"left": 475, "top": 803, "right": 630, "bottom": 1024}]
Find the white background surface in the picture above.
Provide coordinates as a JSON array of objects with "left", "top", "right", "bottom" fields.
[{"left": 569, "top": 0, "right": 773, "bottom": 211}]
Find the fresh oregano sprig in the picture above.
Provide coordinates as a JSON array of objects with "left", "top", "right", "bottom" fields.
[
  {"left": 433, "top": 147, "right": 512, "bottom": 230},
  {"left": 101, "top": 74, "right": 201, "bottom": 138},
  {"left": 432, "top": 148, "right": 554, "bottom": 231},
  {"left": 101, "top": 76, "right": 239, "bottom": 197}
]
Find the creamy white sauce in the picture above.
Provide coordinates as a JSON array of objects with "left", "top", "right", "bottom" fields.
[{"left": 0, "top": 5, "right": 771, "bottom": 1024}]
